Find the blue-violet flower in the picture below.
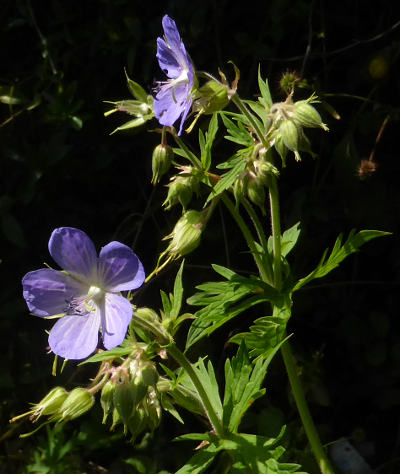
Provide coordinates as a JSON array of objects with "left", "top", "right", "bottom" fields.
[
  {"left": 22, "top": 227, "right": 145, "bottom": 360},
  {"left": 154, "top": 15, "right": 194, "bottom": 135}
]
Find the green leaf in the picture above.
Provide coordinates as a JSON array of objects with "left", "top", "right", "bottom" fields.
[
  {"left": 194, "top": 358, "right": 223, "bottom": 419},
  {"left": 170, "top": 260, "right": 185, "bottom": 320},
  {"left": 125, "top": 70, "right": 148, "bottom": 102},
  {"left": 175, "top": 441, "right": 221, "bottom": 474},
  {"left": 220, "top": 113, "right": 254, "bottom": 146},
  {"left": 205, "top": 154, "right": 247, "bottom": 205},
  {"left": 294, "top": 229, "right": 391, "bottom": 291},
  {"left": 110, "top": 117, "right": 147, "bottom": 134},
  {"left": 79, "top": 346, "right": 133, "bottom": 364},
  {"left": 201, "top": 113, "right": 219, "bottom": 171},
  {"left": 258, "top": 66, "right": 273, "bottom": 109},
  {"left": 223, "top": 343, "right": 269, "bottom": 432},
  {"left": 186, "top": 268, "right": 278, "bottom": 350},
  {"left": 268, "top": 222, "right": 301, "bottom": 257}
]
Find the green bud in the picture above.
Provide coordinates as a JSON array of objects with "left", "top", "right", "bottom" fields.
[
  {"left": 36, "top": 387, "right": 68, "bottom": 418},
  {"left": 100, "top": 380, "right": 116, "bottom": 424},
  {"left": 279, "top": 119, "right": 300, "bottom": 151},
  {"left": 233, "top": 173, "right": 248, "bottom": 204},
  {"left": 58, "top": 388, "right": 94, "bottom": 422},
  {"left": 143, "top": 391, "right": 162, "bottom": 431},
  {"left": 156, "top": 379, "right": 173, "bottom": 393},
  {"left": 113, "top": 378, "right": 137, "bottom": 425},
  {"left": 141, "top": 363, "right": 159, "bottom": 387},
  {"left": 293, "top": 101, "right": 328, "bottom": 130},
  {"left": 193, "top": 80, "right": 229, "bottom": 114},
  {"left": 247, "top": 175, "right": 266, "bottom": 211},
  {"left": 134, "top": 307, "right": 160, "bottom": 323},
  {"left": 164, "top": 176, "right": 197, "bottom": 210},
  {"left": 167, "top": 210, "right": 203, "bottom": 258},
  {"left": 151, "top": 144, "right": 174, "bottom": 185}
]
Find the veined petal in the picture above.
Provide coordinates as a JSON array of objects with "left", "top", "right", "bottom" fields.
[
  {"left": 22, "top": 269, "right": 85, "bottom": 317},
  {"left": 162, "top": 15, "right": 183, "bottom": 55},
  {"left": 154, "top": 83, "right": 192, "bottom": 129},
  {"left": 49, "top": 228, "right": 97, "bottom": 283},
  {"left": 98, "top": 242, "right": 145, "bottom": 292},
  {"left": 48, "top": 312, "right": 101, "bottom": 360},
  {"left": 100, "top": 293, "right": 133, "bottom": 350},
  {"left": 156, "top": 37, "right": 182, "bottom": 79}
]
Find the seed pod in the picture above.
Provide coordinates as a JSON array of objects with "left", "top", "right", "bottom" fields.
[
  {"left": 167, "top": 210, "right": 204, "bottom": 258},
  {"left": 58, "top": 388, "right": 95, "bottom": 422},
  {"left": 100, "top": 380, "right": 116, "bottom": 424},
  {"left": 279, "top": 119, "right": 299, "bottom": 151},
  {"left": 151, "top": 144, "right": 174, "bottom": 185},
  {"left": 293, "top": 101, "right": 328, "bottom": 130},
  {"left": 247, "top": 176, "right": 266, "bottom": 211}
]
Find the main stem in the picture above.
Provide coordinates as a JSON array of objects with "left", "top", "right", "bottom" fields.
[
  {"left": 268, "top": 175, "right": 336, "bottom": 474},
  {"left": 229, "top": 91, "right": 335, "bottom": 473}
]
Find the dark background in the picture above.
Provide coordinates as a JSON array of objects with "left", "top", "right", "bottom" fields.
[{"left": 1, "top": 0, "right": 400, "bottom": 472}]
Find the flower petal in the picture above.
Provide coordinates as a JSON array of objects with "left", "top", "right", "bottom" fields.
[
  {"left": 48, "top": 312, "right": 101, "bottom": 360},
  {"left": 100, "top": 293, "right": 133, "bottom": 350},
  {"left": 162, "top": 15, "right": 182, "bottom": 56},
  {"left": 154, "top": 83, "right": 192, "bottom": 130},
  {"left": 22, "top": 268, "right": 85, "bottom": 317},
  {"left": 156, "top": 37, "right": 182, "bottom": 79},
  {"left": 49, "top": 227, "right": 97, "bottom": 283},
  {"left": 97, "top": 242, "right": 145, "bottom": 292}
]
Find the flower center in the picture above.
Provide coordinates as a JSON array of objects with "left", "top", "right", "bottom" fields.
[{"left": 65, "top": 286, "right": 104, "bottom": 316}]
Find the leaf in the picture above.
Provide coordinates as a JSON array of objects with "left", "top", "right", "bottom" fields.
[
  {"left": 220, "top": 113, "right": 254, "bottom": 146},
  {"left": 110, "top": 117, "right": 147, "bottom": 134},
  {"left": 202, "top": 113, "right": 218, "bottom": 171},
  {"left": 195, "top": 358, "right": 223, "bottom": 420},
  {"left": 186, "top": 270, "right": 276, "bottom": 351},
  {"left": 205, "top": 155, "right": 247, "bottom": 205},
  {"left": 170, "top": 260, "right": 185, "bottom": 321},
  {"left": 258, "top": 66, "right": 273, "bottom": 109},
  {"left": 294, "top": 229, "right": 391, "bottom": 291},
  {"left": 268, "top": 222, "right": 301, "bottom": 257},
  {"left": 79, "top": 346, "right": 133, "bottom": 364},
  {"left": 125, "top": 70, "right": 148, "bottom": 102},
  {"left": 223, "top": 343, "right": 269, "bottom": 432},
  {"left": 175, "top": 441, "right": 221, "bottom": 474}
]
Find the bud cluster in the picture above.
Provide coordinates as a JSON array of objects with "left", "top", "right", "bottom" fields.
[
  {"left": 233, "top": 146, "right": 279, "bottom": 211},
  {"left": 269, "top": 94, "right": 328, "bottom": 163},
  {"left": 101, "top": 357, "right": 161, "bottom": 441},
  {"left": 10, "top": 386, "right": 95, "bottom": 429}
]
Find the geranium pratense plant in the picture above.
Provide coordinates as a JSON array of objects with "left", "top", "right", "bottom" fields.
[
  {"left": 22, "top": 227, "right": 145, "bottom": 359},
  {"left": 13, "top": 14, "right": 390, "bottom": 474},
  {"left": 154, "top": 14, "right": 195, "bottom": 135}
]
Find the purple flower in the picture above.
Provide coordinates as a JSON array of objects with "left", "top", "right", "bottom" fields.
[
  {"left": 22, "top": 227, "right": 145, "bottom": 360},
  {"left": 154, "top": 15, "right": 195, "bottom": 135}
]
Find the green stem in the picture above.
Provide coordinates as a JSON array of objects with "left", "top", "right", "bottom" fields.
[
  {"left": 281, "top": 341, "right": 336, "bottom": 474},
  {"left": 133, "top": 313, "right": 224, "bottom": 437},
  {"left": 221, "top": 194, "right": 270, "bottom": 283},
  {"left": 229, "top": 92, "right": 335, "bottom": 472},
  {"left": 241, "top": 199, "right": 274, "bottom": 285},
  {"left": 173, "top": 134, "right": 203, "bottom": 169}
]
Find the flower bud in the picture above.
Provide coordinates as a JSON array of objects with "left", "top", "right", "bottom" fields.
[
  {"left": 57, "top": 388, "right": 94, "bottom": 422},
  {"left": 141, "top": 363, "right": 159, "bottom": 388},
  {"left": 279, "top": 119, "right": 300, "bottom": 151},
  {"left": 134, "top": 307, "right": 160, "bottom": 324},
  {"left": 193, "top": 80, "right": 229, "bottom": 114},
  {"left": 164, "top": 176, "right": 197, "bottom": 210},
  {"left": 166, "top": 210, "right": 204, "bottom": 258},
  {"left": 143, "top": 391, "right": 162, "bottom": 431},
  {"left": 247, "top": 175, "right": 266, "bottom": 211},
  {"left": 233, "top": 173, "right": 248, "bottom": 204},
  {"left": 151, "top": 144, "right": 174, "bottom": 185},
  {"left": 113, "top": 375, "right": 147, "bottom": 425},
  {"left": 100, "top": 380, "right": 116, "bottom": 424},
  {"left": 293, "top": 101, "right": 328, "bottom": 130}
]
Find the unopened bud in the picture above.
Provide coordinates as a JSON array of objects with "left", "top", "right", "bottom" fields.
[
  {"left": 293, "top": 101, "right": 328, "bottom": 130},
  {"left": 167, "top": 210, "right": 204, "bottom": 258},
  {"left": 58, "top": 388, "right": 94, "bottom": 422},
  {"left": 164, "top": 176, "right": 197, "bottom": 210},
  {"left": 152, "top": 144, "right": 174, "bottom": 185},
  {"left": 134, "top": 307, "right": 160, "bottom": 323},
  {"left": 100, "top": 380, "right": 116, "bottom": 423},
  {"left": 193, "top": 80, "right": 229, "bottom": 114},
  {"left": 233, "top": 173, "right": 248, "bottom": 204},
  {"left": 247, "top": 175, "right": 266, "bottom": 211},
  {"left": 143, "top": 391, "right": 162, "bottom": 431},
  {"left": 141, "top": 363, "right": 159, "bottom": 387},
  {"left": 279, "top": 119, "right": 299, "bottom": 151}
]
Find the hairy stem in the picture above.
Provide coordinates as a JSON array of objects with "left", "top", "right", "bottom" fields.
[{"left": 133, "top": 313, "right": 224, "bottom": 437}]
